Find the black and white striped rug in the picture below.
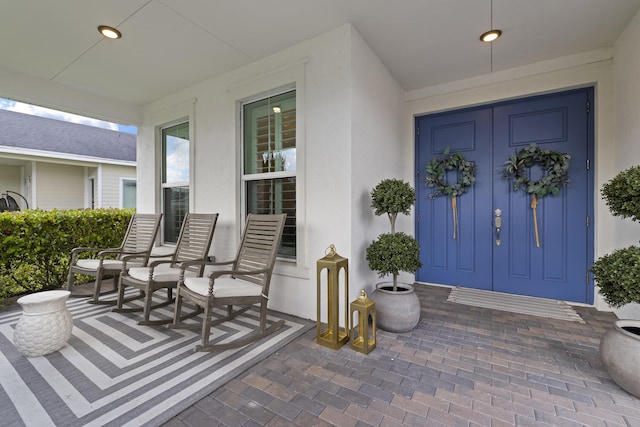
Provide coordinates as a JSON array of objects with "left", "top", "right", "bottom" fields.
[{"left": 0, "top": 290, "right": 313, "bottom": 426}]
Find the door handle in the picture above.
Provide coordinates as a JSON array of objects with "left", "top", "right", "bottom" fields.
[{"left": 494, "top": 209, "right": 502, "bottom": 246}]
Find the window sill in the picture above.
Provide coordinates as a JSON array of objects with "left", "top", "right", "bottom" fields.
[{"left": 274, "top": 260, "right": 309, "bottom": 280}]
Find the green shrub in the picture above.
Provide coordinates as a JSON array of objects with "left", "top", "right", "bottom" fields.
[
  {"left": 370, "top": 178, "right": 416, "bottom": 233},
  {"left": 366, "top": 232, "right": 421, "bottom": 279},
  {"left": 592, "top": 165, "right": 640, "bottom": 308},
  {"left": 592, "top": 246, "right": 640, "bottom": 308},
  {"left": 0, "top": 208, "right": 134, "bottom": 300},
  {"left": 367, "top": 179, "right": 422, "bottom": 291},
  {"left": 601, "top": 165, "right": 640, "bottom": 222}
]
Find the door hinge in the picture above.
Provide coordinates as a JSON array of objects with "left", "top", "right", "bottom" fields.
[
  {"left": 586, "top": 216, "right": 590, "bottom": 227},
  {"left": 417, "top": 214, "right": 420, "bottom": 223},
  {"left": 586, "top": 272, "right": 590, "bottom": 284},
  {"left": 586, "top": 159, "right": 590, "bottom": 170},
  {"left": 586, "top": 101, "right": 590, "bottom": 113},
  {"left": 417, "top": 127, "right": 420, "bottom": 136}
]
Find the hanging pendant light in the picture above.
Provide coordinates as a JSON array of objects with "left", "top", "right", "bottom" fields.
[{"left": 479, "top": 0, "right": 502, "bottom": 72}]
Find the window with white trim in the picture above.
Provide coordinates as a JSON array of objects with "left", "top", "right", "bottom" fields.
[
  {"left": 161, "top": 121, "right": 189, "bottom": 244},
  {"left": 121, "top": 178, "right": 136, "bottom": 208},
  {"left": 242, "top": 90, "right": 296, "bottom": 258}
]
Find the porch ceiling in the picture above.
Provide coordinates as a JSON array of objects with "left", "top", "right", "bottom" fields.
[{"left": 1, "top": 0, "right": 639, "bottom": 107}]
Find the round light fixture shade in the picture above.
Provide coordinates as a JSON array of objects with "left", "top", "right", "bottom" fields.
[
  {"left": 480, "top": 29, "right": 502, "bottom": 42},
  {"left": 98, "top": 25, "right": 122, "bottom": 39}
]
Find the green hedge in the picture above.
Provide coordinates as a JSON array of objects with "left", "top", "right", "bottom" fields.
[{"left": 0, "top": 208, "right": 134, "bottom": 300}]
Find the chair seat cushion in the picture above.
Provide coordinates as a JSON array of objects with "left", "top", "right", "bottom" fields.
[
  {"left": 128, "top": 265, "right": 197, "bottom": 282},
  {"left": 76, "top": 259, "right": 142, "bottom": 272},
  {"left": 184, "top": 276, "right": 263, "bottom": 298}
]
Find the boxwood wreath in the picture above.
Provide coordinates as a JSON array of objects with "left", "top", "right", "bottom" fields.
[
  {"left": 502, "top": 143, "right": 570, "bottom": 247},
  {"left": 425, "top": 148, "right": 477, "bottom": 239}
]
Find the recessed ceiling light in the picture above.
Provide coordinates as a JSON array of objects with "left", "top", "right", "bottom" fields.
[
  {"left": 480, "top": 29, "right": 502, "bottom": 42},
  {"left": 98, "top": 25, "right": 122, "bottom": 40}
]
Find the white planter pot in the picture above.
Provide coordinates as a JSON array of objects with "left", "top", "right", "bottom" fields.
[
  {"left": 600, "top": 319, "right": 640, "bottom": 398},
  {"left": 371, "top": 282, "right": 420, "bottom": 333}
]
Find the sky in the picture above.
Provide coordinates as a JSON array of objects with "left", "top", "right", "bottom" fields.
[
  {"left": 165, "top": 136, "right": 189, "bottom": 183},
  {"left": 0, "top": 98, "right": 137, "bottom": 134}
]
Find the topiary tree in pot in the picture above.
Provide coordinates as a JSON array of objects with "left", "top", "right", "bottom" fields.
[
  {"left": 366, "top": 179, "right": 422, "bottom": 332},
  {"left": 592, "top": 165, "right": 640, "bottom": 398}
]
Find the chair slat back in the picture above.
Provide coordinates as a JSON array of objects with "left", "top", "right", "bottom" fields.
[
  {"left": 119, "top": 213, "right": 162, "bottom": 263},
  {"left": 233, "top": 214, "right": 286, "bottom": 289},
  {"left": 173, "top": 213, "right": 219, "bottom": 273}
]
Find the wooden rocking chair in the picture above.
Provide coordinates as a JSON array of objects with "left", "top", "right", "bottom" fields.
[
  {"left": 170, "top": 213, "right": 286, "bottom": 352},
  {"left": 113, "top": 213, "right": 218, "bottom": 325},
  {"left": 66, "top": 213, "right": 162, "bottom": 304}
]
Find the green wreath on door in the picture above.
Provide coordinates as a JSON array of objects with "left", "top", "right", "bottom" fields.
[
  {"left": 425, "top": 148, "right": 477, "bottom": 239},
  {"left": 502, "top": 143, "right": 570, "bottom": 247}
]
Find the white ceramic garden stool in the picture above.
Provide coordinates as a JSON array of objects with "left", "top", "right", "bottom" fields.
[{"left": 13, "top": 290, "right": 73, "bottom": 357}]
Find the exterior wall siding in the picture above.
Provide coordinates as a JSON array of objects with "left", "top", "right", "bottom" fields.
[
  {"left": 102, "top": 164, "right": 136, "bottom": 208},
  {"left": 0, "top": 165, "right": 22, "bottom": 199},
  {"left": 35, "top": 162, "right": 85, "bottom": 210}
]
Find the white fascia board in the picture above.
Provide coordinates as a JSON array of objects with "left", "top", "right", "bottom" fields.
[{"left": 0, "top": 145, "right": 136, "bottom": 167}]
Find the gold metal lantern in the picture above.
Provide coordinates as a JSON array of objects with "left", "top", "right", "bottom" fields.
[
  {"left": 350, "top": 289, "right": 376, "bottom": 354},
  {"left": 316, "top": 244, "right": 349, "bottom": 350}
]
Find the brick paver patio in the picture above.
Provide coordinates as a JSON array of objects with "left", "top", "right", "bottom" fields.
[{"left": 160, "top": 284, "right": 640, "bottom": 426}]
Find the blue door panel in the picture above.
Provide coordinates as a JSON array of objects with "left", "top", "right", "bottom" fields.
[
  {"left": 543, "top": 195, "right": 567, "bottom": 282},
  {"left": 415, "top": 108, "right": 493, "bottom": 289},
  {"left": 427, "top": 196, "right": 448, "bottom": 270},
  {"left": 415, "top": 88, "right": 593, "bottom": 303},
  {"left": 493, "top": 90, "right": 589, "bottom": 302}
]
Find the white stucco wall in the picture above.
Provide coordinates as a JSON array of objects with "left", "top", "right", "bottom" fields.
[
  {"left": 349, "top": 29, "right": 408, "bottom": 295},
  {"left": 609, "top": 8, "right": 640, "bottom": 320},
  {"left": 137, "top": 25, "right": 404, "bottom": 321}
]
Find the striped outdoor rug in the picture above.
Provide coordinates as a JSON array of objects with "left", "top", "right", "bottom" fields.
[
  {"left": 0, "top": 290, "right": 313, "bottom": 426},
  {"left": 447, "top": 286, "right": 584, "bottom": 323}
]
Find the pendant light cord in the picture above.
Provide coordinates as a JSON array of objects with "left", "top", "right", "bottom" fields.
[{"left": 490, "top": 0, "right": 494, "bottom": 72}]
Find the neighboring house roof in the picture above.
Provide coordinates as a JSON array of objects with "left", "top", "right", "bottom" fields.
[{"left": 0, "top": 108, "right": 135, "bottom": 162}]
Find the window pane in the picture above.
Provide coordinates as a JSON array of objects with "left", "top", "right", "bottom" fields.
[
  {"left": 163, "top": 186, "right": 189, "bottom": 244},
  {"left": 162, "top": 121, "right": 189, "bottom": 244},
  {"left": 162, "top": 122, "right": 189, "bottom": 184},
  {"left": 244, "top": 91, "right": 296, "bottom": 175},
  {"left": 246, "top": 177, "right": 296, "bottom": 257},
  {"left": 122, "top": 180, "right": 136, "bottom": 208}
]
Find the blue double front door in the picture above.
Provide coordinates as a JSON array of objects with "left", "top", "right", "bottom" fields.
[{"left": 415, "top": 88, "right": 593, "bottom": 303}]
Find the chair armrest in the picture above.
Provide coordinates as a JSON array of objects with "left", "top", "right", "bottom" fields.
[
  {"left": 178, "top": 259, "right": 231, "bottom": 271},
  {"left": 96, "top": 247, "right": 131, "bottom": 259},
  {"left": 176, "top": 259, "right": 233, "bottom": 278},
  {"left": 70, "top": 246, "right": 114, "bottom": 265},
  {"left": 148, "top": 258, "right": 175, "bottom": 269},
  {"left": 148, "top": 252, "right": 176, "bottom": 259},
  {"left": 119, "top": 252, "right": 169, "bottom": 272},
  {"left": 96, "top": 249, "right": 150, "bottom": 270},
  {"left": 175, "top": 259, "right": 233, "bottom": 284},
  {"left": 205, "top": 268, "right": 270, "bottom": 295},
  {"left": 208, "top": 268, "right": 269, "bottom": 280},
  {"left": 121, "top": 251, "right": 166, "bottom": 262}
]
